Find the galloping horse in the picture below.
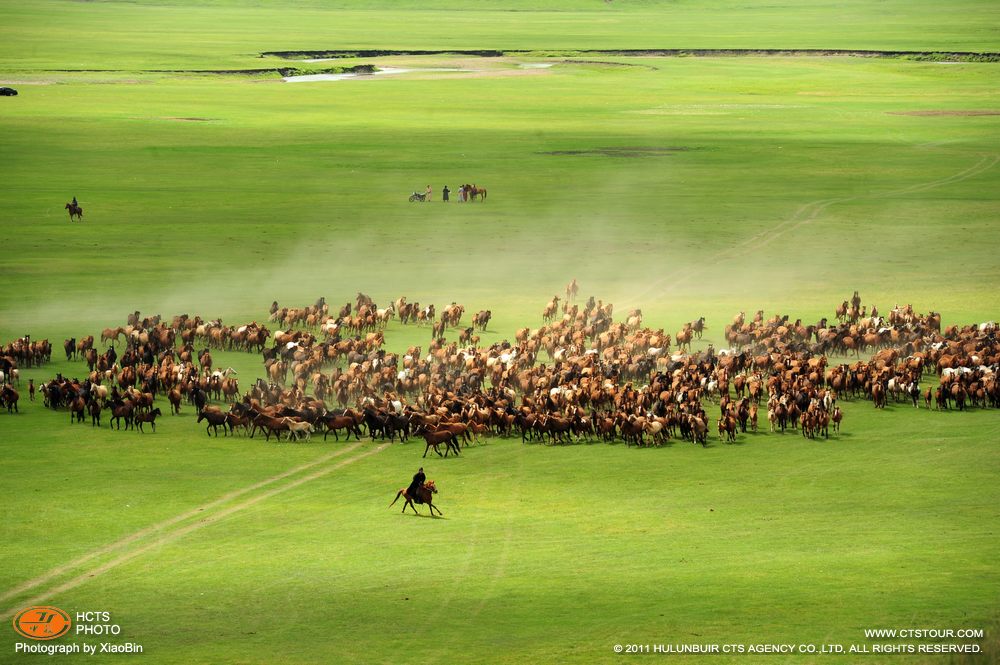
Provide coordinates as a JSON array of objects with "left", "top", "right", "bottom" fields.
[
  {"left": 65, "top": 202, "right": 83, "bottom": 221},
  {"left": 389, "top": 480, "right": 442, "bottom": 516},
  {"left": 565, "top": 278, "right": 579, "bottom": 302}
]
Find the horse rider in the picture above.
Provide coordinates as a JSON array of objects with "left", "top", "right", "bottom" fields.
[
  {"left": 407, "top": 467, "right": 426, "bottom": 504},
  {"left": 71, "top": 196, "right": 78, "bottom": 208}
]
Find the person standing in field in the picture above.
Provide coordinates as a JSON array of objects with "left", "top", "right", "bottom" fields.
[
  {"left": 425, "top": 185, "right": 432, "bottom": 202},
  {"left": 442, "top": 185, "right": 450, "bottom": 202}
]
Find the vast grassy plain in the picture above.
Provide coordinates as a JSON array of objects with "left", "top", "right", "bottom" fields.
[{"left": 1, "top": 1, "right": 999, "bottom": 663}]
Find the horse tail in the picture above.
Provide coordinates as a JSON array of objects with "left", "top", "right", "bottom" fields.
[{"left": 389, "top": 489, "right": 405, "bottom": 507}]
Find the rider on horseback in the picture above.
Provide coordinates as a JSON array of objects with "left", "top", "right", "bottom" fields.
[{"left": 407, "top": 467, "right": 426, "bottom": 504}]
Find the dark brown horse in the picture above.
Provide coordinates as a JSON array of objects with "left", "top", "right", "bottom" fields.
[
  {"left": 321, "top": 411, "right": 363, "bottom": 441},
  {"left": 389, "top": 480, "right": 442, "bottom": 516},
  {"left": 1, "top": 386, "right": 19, "bottom": 413},
  {"left": 65, "top": 202, "right": 83, "bottom": 221},
  {"left": 135, "top": 407, "right": 163, "bottom": 433},
  {"left": 198, "top": 407, "right": 231, "bottom": 436},
  {"left": 109, "top": 401, "right": 134, "bottom": 430}
]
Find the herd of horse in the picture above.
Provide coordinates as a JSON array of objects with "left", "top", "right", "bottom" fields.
[
  {"left": 3, "top": 287, "right": 997, "bottom": 517},
  {"left": 4, "top": 290, "right": 997, "bottom": 462}
]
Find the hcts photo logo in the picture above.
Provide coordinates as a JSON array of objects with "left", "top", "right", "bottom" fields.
[{"left": 11, "top": 606, "right": 72, "bottom": 640}]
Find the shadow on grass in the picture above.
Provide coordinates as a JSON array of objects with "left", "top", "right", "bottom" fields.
[{"left": 397, "top": 512, "right": 447, "bottom": 520}]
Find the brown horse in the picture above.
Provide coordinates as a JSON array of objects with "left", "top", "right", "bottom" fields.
[
  {"left": 65, "top": 202, "right": 83, "bottom": 221},
  {"left": 565, "top": 278, "right": 578, "bottom": 301},
  {"left": 135, "top": 407, "right": 163, "bottom": 433},
  {"left": 389, "top": 480, "right": 442, "bottom": 516},
  {"left": 419, "top": 428, "right": 461, "bottom": 458}
]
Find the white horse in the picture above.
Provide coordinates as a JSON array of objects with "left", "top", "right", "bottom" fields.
[{"left": 282, "top": 418, "right": 314, "bottom": 441}]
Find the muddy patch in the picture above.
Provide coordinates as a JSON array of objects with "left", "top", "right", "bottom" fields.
[
  {"left": 281, "top": 60, "right": 560, "bottom": 82},
  {"left": 887, "top": 110, "right": 1000, "bottom": 117},
  {"left": 265, "top": 49, "right": 505, "bottom": 59},
  {"left": 283, "top": 66, "right": 465, "bottom": 82},
  {"left": 262, "top": 48, "right": 1000, "bottom": 62},
  {"left": 540, "top": 146, "right": 692, "bottom": 158},
  {"left": 164, "top": 117, "right": 216, "bottom": 122}
]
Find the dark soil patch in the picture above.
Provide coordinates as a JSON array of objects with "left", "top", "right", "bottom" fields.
[
  {"left": 540, "top": 146, "right": 692, "bottom": 158},
  {"left": 261, "top": 48, "right": 1000, "bottom": 62},
  {"left": 887, "top": 110, "right": 1000, "bottom": 117},
  {"left": 263, "top": 49, "right": 505, "bottom": 59},
  {"left": 581, "top": 49, "right": 1000, "bottom": 62},
  {"left": 166, "top": 117, "right": 214, "bottom": 122},
  {"left": 47, "top": 65, "right": 376, "bottom": 77}
]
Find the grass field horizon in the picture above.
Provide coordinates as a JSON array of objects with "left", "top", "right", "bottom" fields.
[{"left": 2, "top": 2, "right": 999, "bottom": 663}]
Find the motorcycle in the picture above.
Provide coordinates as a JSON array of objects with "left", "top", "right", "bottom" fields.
[{"left": 408, "top": 191, "right": 428, "bottom": 202}]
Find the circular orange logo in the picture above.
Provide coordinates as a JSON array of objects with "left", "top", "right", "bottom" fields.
[{"left": 12, "top": 606, "right": 72, "bottom": 640}]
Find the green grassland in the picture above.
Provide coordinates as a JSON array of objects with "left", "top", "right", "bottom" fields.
[
  {"left": 2, "top": 55, "right": 999, "bottom": 333},
  {"left": 1, "top": 1, "right": 1000, "bottom": 663},
  {"left": 4, "top": 0, "right": 1000, "bottom": 71}
]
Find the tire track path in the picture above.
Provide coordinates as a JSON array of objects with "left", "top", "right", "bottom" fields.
[{"left": 1, "top": 442, "right": 386, "bottom": 620}]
